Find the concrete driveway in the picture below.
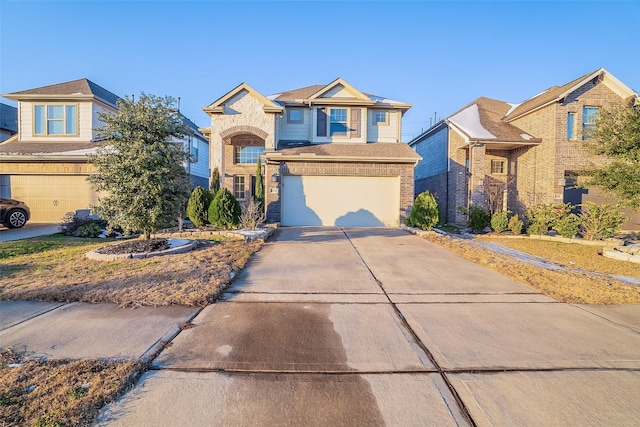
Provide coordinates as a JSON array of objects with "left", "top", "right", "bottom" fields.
[
  {"left": 0, "top": 222, "right": 60, "bottom": 242},
  {"left": 98, "top": 227, "right": 640, "bottom": 426}
]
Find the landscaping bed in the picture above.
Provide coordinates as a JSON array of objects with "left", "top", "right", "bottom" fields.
[{"left": 0, "top": 234, "right": 262, "bottom": 308}]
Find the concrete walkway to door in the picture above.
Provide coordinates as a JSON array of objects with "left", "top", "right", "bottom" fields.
[{"left": 98, "top": 227, "right": 640, "bottom": 426}]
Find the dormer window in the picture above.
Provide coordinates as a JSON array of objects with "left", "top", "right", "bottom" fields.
[{"left": 34, "top": 104, "right": 77, "bottom": 135}]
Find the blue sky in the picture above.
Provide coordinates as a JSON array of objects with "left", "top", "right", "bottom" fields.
[{"left": 1, "top": 0, "right": 638, "bottom": 141}]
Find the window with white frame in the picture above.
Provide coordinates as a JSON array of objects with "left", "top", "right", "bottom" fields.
[
  {"left": 373, "top": 111, "right": 388, "bottom": 125},
  {"left": 234, "top": 146, "right": 264, "bottom": 164},
  {"left": 190, "top": 139, "right": 198, "bottom": 162},
  {"left": 491, "top": 159, "right": 506, "bottom": 174},
  {"left": 233, "top": 175, "right": 246, "bottom": 199},
  {"left": 329, "top": 108, "right": 348, "bottom": 136},
  {"left": 582, "top": 107, "right": 599, "bottom": 140},
  {"left": 287, "top": 108, "right": 303, "bottom": 124},
  {"left": 34, "top": 104, "right": 77, "bottom": 135}
]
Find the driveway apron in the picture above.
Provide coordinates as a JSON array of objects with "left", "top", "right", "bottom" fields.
[{"left": 98, "top": 227, "right": 640, "bottom": 426}]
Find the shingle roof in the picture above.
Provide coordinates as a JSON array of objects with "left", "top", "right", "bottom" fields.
[
  {"left": 270, "top": 85, "right": 325, "bottom": 103},
  {"left": 0, "top": 140, "right": 97, "bottom": 156},
  {"left": 448, "top": 97, "right": 540, "bottom": 142},
  {"left": 6, "top": 78, "right": 121, "bottom": 106},
  {"left": 0, "top": 103, "right": 18, "bottom": 133},
  {"left": 267, "top": 142, "right": 421, "bottom": 162},
  {"left": 504, "top": 69, "right": 600, "bottom": 121}
]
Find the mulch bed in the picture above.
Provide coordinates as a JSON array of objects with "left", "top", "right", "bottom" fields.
[{"left": 95, "top": 238, "right": 170, "bottom": 255}]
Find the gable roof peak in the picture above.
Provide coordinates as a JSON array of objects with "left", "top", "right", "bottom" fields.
[
  {"left": 203, "top": 82, "right": 283, "bottom": 115},
  {"left": 3, "top": 78, "right": 121, "bottom": 107}
]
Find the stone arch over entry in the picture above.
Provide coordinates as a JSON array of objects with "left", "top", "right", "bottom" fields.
[{"left": 220, "top": 125, "right": 268, "bottom": 141}]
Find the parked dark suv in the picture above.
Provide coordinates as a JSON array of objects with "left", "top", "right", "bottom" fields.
[{"left": 0, "top": 198, "right": 31, "bottom": 228}]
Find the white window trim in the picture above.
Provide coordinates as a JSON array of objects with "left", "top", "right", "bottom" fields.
[
  {"left": 33, "top": 103, "right": 79, "bottom": 136},
  {"left": 328, "top": 107, "right": 349, "bottom": 138}
]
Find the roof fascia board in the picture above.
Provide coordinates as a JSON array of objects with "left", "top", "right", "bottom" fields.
[
  {"left": 408, "top": 120, "right": 448, "bottom": 147},
  {"left": 447, "top": 120, "right": 471, "bottom": 143},
  {"left": 264, "top": 153, "right": 421, "bottom": 164},
  {"left": 301, "top": 98, "right": 376, "bottom": 106},
  {"left": 203, "top": 82, "right": 283, "bottom": 115},
  {"left": 307, "top": 78, "right": 370, "bottom": 101}
]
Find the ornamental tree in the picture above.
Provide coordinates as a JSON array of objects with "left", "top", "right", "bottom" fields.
[
  {"left": 88, "top": 94, "right": 191, "bottom": 239},
  {"left": 254, "top": 157, "right": 264, "bottom": 209},
  {"left": 584, "top": 102, "right": 640, "bottom": 208}
]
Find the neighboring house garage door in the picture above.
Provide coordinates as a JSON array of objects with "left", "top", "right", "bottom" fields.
[
  {"left": 8, "top": 175, "right": 98, "bottom": 222},
  {"left": 281, "top": 175, "right": 400, "bottom": 227}
]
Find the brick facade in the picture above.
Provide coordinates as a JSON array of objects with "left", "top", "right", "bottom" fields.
[{"left": 426, "top": 75, "right": 635, "bottom": 226}]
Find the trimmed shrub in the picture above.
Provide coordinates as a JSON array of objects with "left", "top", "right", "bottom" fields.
[
  {"left": 254, "top": 158, "right": 264, "bottom": 209},
  {"left": 408, "top": 191, "right": 440, "bottom": 231},
  {"left": 210, "top": 167, "right": 221, "bottom": 193},
  {"left": 508, "top": 214, "right": 524, "bottom": 235},
  {"left": 60, "top": 212, "right": 105, "bottom": 236},
  {"left": 468, "top": 206, "right": 490, "bottom": 232},
  {"left": 525, "top": 203, "right": 574, "bottom": 236},
  {"left": 580, "top": 202, "right": 627, "bottom": 240},
  {"left": 74, "top": 222, "right": 104, "bottom": 238},
  {"left": 208, "top": 188, "right": 241, "bottom": 228},
  {"left": 555, "top": 213, "right": 581, "bottom": 238},
  {"left": 490, "top": 210, "right": 509, "bottom": 233},
  {"left": 186, "top": 186, "right": 211, "bottom": 227}
]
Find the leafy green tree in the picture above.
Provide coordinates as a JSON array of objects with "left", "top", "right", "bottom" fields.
[
  {"left": 408, "top": 191, "right": 440, "bottom": 230},
  {"left": 254, "top": 157, "right": 264, "bottom": 208},
  {"left": 89, "top": 94, "right": 191, "bottom": 239},
  {"left": 210, "top": 167, "right": 221, "bottom": 193},
  {"left": 585, "top": 102, "right": 640, "bottom": 208},
  {"left": 186, "top": 186, "right": 211, "bottom": 227},
  {"left": 208, "top": 188, "right": 241, "bottom": 228}
]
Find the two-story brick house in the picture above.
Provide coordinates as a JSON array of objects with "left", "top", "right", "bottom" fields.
[
  {"left": 409, "top": 68, "right": 639, "bottom": 228},
  {"left": 0, "top": 78, "right": 209, "bottom": 222},
  {"left": 202, "top": 78, "right": 420, "bottom": 227}
]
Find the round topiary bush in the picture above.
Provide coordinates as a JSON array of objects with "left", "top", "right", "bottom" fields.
[
  {"left": 208, "top": 188, "right": 241, "bottom": 228},
  {"left": 508, "top": 214, "right": 524, "bottom": 235},
  {"left": 468, "top": 206, "right": 490, "bottom": 232},
  {"left": 408, "top": 191, "right": 440, "bottom": 230},
  {"left": 186, "top": 186, "right": 212, "bottom": 227}
]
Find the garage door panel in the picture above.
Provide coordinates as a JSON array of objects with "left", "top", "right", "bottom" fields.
[
  {"left": 9, "top": 175, "right": 97, "bottom": 222},
  {"left": 282, "top": 175, "right": 399, "bottom": 227}
]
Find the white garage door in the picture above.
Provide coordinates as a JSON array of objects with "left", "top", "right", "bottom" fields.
[
  {"left": 281, "top": 175, "right": 400, "bottom": 227},
  {"left": 8, "top": 175, "right": 98, "bottom": 222}
]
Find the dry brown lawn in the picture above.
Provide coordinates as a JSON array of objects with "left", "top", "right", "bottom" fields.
[
  {"left": 0, "top": 349, "right": 144, "bottom": 427},
  {"left": 420, "top": 233, "right": 640, "bottom": 304},
  {"left": 0, "top": 235, "right": 263, "bottom": 308}
]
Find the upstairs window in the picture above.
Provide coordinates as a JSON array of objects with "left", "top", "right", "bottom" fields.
[
  {"left": 287, "top": 108, "right": 303, "bottom": 124},
  {"left": 34, "top": 104, "right": 77, "bottom": 135},
  {"left": 234, "top": 146, "right": 264, "bottom": 164},
  {"left": 190, "top": 139, "right": 198, "bottom": 163},
  {"left": 567, "top": 113, "right": 575, "bottom": 140},
  {"left": 373, "top": 111, "right": 388, "bottom": 125},
  {"left": 582, "top": 107, "right": 599, "bottom": 140},
  {"left": 329, "top": 108, "right": 348, "bottom": 136}
]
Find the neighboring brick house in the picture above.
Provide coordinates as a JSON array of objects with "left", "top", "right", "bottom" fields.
[
  {"left": 0, "top": 103, "right": 18, "bottom": 142},
  {"left": 409, "top": 68, "right": 639, "bottom": 228},
  {"left": 0, "top": 79, "right": 209, "bottom": 222},
  {"left": 202, "top": 78, "right": 420, "bottom": 226}
]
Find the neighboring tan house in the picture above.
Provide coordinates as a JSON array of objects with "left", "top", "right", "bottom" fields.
[
  {"left": 0, "top": 103, "right": 18, "bottom": 142},
  {"left": 409, "top": 68, "right": 640, "bottom": 229},
  {"left": 201, "top": 78, "right": 420, "bottom": 227},
  {"left": 0, "top": 78, "right": 209, "bottom": 222}
]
